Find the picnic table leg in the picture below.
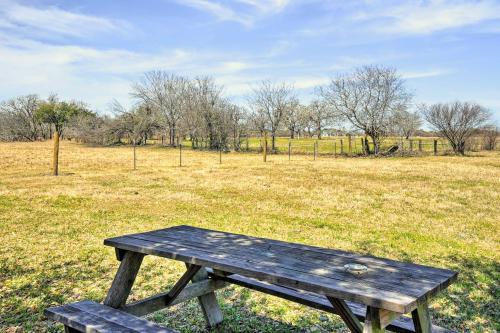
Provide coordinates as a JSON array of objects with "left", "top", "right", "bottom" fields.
[
  {"left": 411, "top": 300, "right": 432, "bottom": 333},
  {"left": 104, "top": 251, "right": 145, "bottom": 308},
  {"left": 187, "top": 264, "right": 224, "bottom": 328},
  {"left": 327, "top": 296, "right": 363, "bottom": 333},
  {"left": 362, "top": 306, "right": 384, "bottom": 333}
]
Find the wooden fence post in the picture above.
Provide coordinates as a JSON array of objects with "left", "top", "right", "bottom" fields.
[
  {"left": 348, "top": 135, "right": 352, "bottom": 155},
  {"left": 288, "top": 140, "right": 291, "bottom": 161},
  {"left": 246, "top": 136, "right": 249, "bottom": 151},
  {"left": 263, "top": 132, "right": 267, "bottom": 162},
  {"left": 409, "top": 139, "right": 413, "bottom": 152},
  {"left": 419, "top": 140, "right": 423, "bottom": 152},
  {"left": 133, "top": 142, "right": 136, "bottom": 170},
  {"left": 179, "top": 143, "right": 182, "bottom": 167},
  {"left": 219, "top": 146, "right": 222, "bottom": 164},
  {"left": 340, "top": 139, "right": 344, "bottom": 155},
  {"left": 434, "top": 140, "right": 438, "bottom": 156},
  {"left": 51, "top": 131, "right": 60, "bottom": 176},
  {"left": 314, "top": 141, "right": 317, "bottom": 160},
  {"left": 334, "top": 141, "right": 337, "bottom": 158}
]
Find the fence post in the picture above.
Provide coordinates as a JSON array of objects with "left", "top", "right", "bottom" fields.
[
  {"left": 179, "top": 143, "right": 182, "bottom": 167},
  {"left": 133, "top": 143, "right": 136, "bottom": 170},
  {"left": 409, "top": 139, "right": 413, "bottom": 152},
  {"left": 361, "top": 138, "right": 365, "bottom": 155},
  {"left": 288, "top": 140, "right": 291, "bottom": 161},
  {"left": 340, "top": 139, "right": 344, "bottom": 155},
  {"left": 434, "top": 140, "right": 438, "bottom": 156},
  {"left": 334, "top": 141, "right": 337, "bottom": 158},
  {"left": 219, "top": 146, "right": 222, "bottom": 164},
  {"left": 314, "top": 141, "right": 317, "bottom": 160},
  {"left": 263, "top": 132, "right": 267, "bottom": 162},
  {"left": 246, "top": 136, "right": 249, "bottom": 151},
  {"left": 419, "top": 140, "right": 423, "bottom": 152},
  {"left": 348, "top": 135, "right": 352, "bottom": 155}
]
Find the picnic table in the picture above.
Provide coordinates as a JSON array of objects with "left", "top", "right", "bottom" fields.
[{"left": 46, "top": 225, "right": 458, "bottom": 333}]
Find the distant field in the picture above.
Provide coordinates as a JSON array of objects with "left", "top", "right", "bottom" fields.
[
  {"left": 0, "top": 141, "right": 499, "bottom": 332},
  {"left": 148, "top": 136, "right": 490, "bottom": 155}
]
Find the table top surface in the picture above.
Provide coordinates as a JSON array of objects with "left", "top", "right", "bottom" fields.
[{"left": 104, "top": 225, "right": 457, "bottom": 313}]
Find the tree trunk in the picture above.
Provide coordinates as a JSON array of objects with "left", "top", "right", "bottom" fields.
[
  {"left": 290, "top": 129, "right": 295, "bottom": 139},
  {"left": 271, "top": 132, "right": 276, "bottom": 152},
  {"left": 52, "top": 131, "right": 60, "bottom": 176},
  {"left": 364, "top": 136, "right": 370, "bottom": 155}
]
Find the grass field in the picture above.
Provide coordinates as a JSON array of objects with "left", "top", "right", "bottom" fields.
[
  {"left": 160, "top": 136, "right": 454, "bottom": 155},
  {"left": 0, "top": 141, "right": 499, "bottom": 332}
]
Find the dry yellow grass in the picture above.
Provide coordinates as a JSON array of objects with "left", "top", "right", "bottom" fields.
[{"left": 0, "top": 141, "right": 499, "bottom": 332}]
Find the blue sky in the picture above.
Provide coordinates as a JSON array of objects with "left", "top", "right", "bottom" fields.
[{"left": 0, "top": 0, "right": 499, "bottom": 122}]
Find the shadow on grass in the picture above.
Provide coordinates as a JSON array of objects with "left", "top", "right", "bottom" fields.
[
  {"left": 1, "top": 251, "right": 498, "bottom": 332},
  {"left": 149, "top": 286, "right": 346, "bottom": 333}
]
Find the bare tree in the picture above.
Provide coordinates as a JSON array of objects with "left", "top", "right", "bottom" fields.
[
  {"left": 482, "top": 125, "right": 498, "bottom": 151},
  {"left": 320, "top": 65, "right": 411, "bottom": 154},
  {"left": 227, "top": 104, "right": 246, "bottom": 150},
  {"left": 250, "top": 80, "right": 294, "bottom": 152},
  {"left": 391, "top": 109, "right": 422, "bottom": 139},
  {"left": 421, "top": 101, "right": 491, "bottom": 155},
  {"left": 109, "top": 100, "right": 160, "bottom": 145},
  {"left": 0, "top": 95, "right": 42, "bottom": 141},
  {"left": 284, "top": 98, "right": 307, "bottom": 139},
  {"left": 192, "top": 77, "right": 225, "bottom": 149},
  {"left": 132, "top": 71, "right": 188, "bottom": 146},
  {"left": 308, "top": 99, "right": 332, "bottom": 139}
]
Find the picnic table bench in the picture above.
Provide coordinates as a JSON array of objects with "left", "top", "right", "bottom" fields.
[{"left": 46, "top": 225, "right": 458, "bottom": 332}]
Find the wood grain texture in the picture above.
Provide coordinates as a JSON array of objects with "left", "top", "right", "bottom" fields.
[
  {"left": 411, "top": 300, "right": 432, "bottom": 333},
  {"left": 327, "top": 296, "right": 363, "bottom": 333},
  {"left": 103, "top": 251, "right": 144, "bottom": 308},
  {"left": 104, "top": 226, "right": 457, "bottom": 314},
  {"left": 188, "top": 264, "right": 224, "bottom": 327},
  {"left": 44, "top": 301, "right": 177, "bottom": 333},
  {"left": 363, "top": 307, "right": 384, "bottom": 333},
  {"left": 123, "top": 279, "right": 228, "bottom": 317}
]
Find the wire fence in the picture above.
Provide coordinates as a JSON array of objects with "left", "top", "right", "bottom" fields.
[{"left": 4, "top": 136, "right": 497, "bottom": 175}]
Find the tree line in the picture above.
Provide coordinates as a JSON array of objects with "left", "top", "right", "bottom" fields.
[{"left": 1, "top": 65, "right": 497, "bottom": 158}]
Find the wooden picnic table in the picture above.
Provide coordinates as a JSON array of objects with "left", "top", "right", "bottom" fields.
[{"left": 101, "top": 225, "right": 457, "bottom": 333}]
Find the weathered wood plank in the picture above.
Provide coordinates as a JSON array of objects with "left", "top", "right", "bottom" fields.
[
  {"left": 212, "top": 273, "right": 456, "bottom": 333},
  {"left": 105, "top": 235, "right": 417, "bottom": 313},
  {"left": 104, "top": 251, "right": 144, "bottom": 308},
  {"left": 123, "top": 279, "right": 228, "bottom": 317},
  {"left": 188, "top": 264, "right": 224, "bottom": 327},
  {"left": 327, "top": 297, "right": 363, "bottom": 333},
  {"left": 363, "top": 307, "right": 384, "bottom": 333},
  {"left": 45, "top": 301, "right": 176, "bottom": 333},
  {"left": 129, "top": 226, "right": 457, "bottom": 300},
  {"left": 130, "top": 231, "right": 441, "bottom": 298},
  {"left": 161, "top": 226, "right": 456, "bottom": 279},
  {"left": 163, "top": 264, "right": 201, "bottom": 306},
  {"left": 411, "top": 300, "right": 432, "bottom": 333},
  {"left": 379, "top": 309, "right": 401, "bottom": 329}
]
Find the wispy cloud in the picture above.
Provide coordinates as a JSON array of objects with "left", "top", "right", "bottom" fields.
[
  {"left": 174, "top": 0, "right": 291, "bottom": 26},
  {"left": 0, "top": 1, "right": 129, "bottom": 39},
  {"left": 402, "top": 69, "right": 452, "bottom": 79},
  {"left": 178, "top": 0, "right": 252, "bottom": 26},
  {"left": 356, "top": 0, "right": 500, "bottom": 35}
]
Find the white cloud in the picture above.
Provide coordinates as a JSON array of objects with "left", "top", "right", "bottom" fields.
[
  {"left": 174, "top": 0, "right": 292, "bottom": 26},
  {"left": 402, "top": 69, "right": 451, "bottom": 79},
  {"left": 0, "top": 2, "right": 129, "bottom": 39},
  {"left": 176, "top": 0, "right": 253, "bottom": 26},
  {"left": 358, "top": 0, "right": 500, "bottom": 35},
  {"left": 237, "top": 0, "right": 291, "bottom": 13}
]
